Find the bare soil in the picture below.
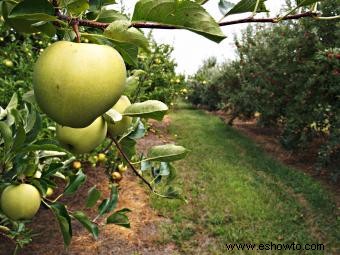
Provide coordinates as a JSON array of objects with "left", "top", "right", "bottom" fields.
[{"left": 0, "top": 117, "right": 177, "bottom": 255}]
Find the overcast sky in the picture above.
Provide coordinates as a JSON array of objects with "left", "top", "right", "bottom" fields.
[{"left": 123, "top": 0, "right": 285, "bottom": 75}]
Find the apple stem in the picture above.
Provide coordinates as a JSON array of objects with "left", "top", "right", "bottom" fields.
[{"left": 72, "top": 19, "right": 81, "bottom": 43}]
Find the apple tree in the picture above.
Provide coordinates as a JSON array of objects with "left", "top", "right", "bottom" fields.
[{"left": 0, "top": 0, "right": 337, "bottom": 253}]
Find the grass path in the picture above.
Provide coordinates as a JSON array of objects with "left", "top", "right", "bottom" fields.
[{"left": 151, "top": 105, "right": 339, "bottom": 254}]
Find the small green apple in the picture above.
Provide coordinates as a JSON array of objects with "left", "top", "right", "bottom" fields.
[
  {"left": 0, "top": 184, "right": 41, "bottom": 220},
  {"left": 33, "top": 41, "right": 127, "bottom": 128},
  {"left": 107, "top": 95, "right": 132, "bottom": 137},
  {"left": 56, "top": 116, "right": 107, "bottom": 154},
  {"left": 3, "top": 59, "right": 13, "bottom": 68},
  {"left": 45, "top": 187, "right": 54, "bottom": 197}
]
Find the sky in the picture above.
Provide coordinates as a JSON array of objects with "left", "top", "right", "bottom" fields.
[{"left": 123, "top": 0, "right": 286, "bottom": 75}]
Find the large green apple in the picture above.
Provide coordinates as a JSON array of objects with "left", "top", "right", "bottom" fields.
[
  {"left": 107, "top": 95, "right": 132, "bottom": 137},
  {"left": 56, "top": 116, "right": 107, "bottom": 154},
  {"left": 33, "top": 41, "right": 126, "bottom": 128},
  {"left": 0, "top": 184, "right": 41, "bottom": 220}
]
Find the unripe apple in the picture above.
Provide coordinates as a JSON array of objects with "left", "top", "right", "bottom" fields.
[
  {"left": 56, "top": 116, "right": 107, "bottom": 154},
  {"left": 72, "top": 161, "right": 82, "bottom": 170},
  {"left": 97, "top": 153, "right": 106, "bottom": 162},
  {"left": 33, "top": 41, "right": 127, "bottom": 128},
  {"left": 3, "top": 59, "right": 13, "bottom": 68},
  {"left": 0, "top": 184, "right": 41, "bottom": 220},
  {"left": 107, "top": 95, "right": 132, "bottom": 137},
  {"left": 111, "top": 171, "right": 122, "bottom": 182},
  {"left": 45, "top": 187, "right": 54, "bottom": 197}
]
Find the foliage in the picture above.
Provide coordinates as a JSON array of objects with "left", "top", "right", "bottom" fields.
[
  {"left": 126, "top": 39, "right": 186, "bottom": 106},
  {"left": 187, "top": 1, "right": 340, "bottom": 177},
  {"left": 0, "top": 22, "right": 51, "bottom": 107}
]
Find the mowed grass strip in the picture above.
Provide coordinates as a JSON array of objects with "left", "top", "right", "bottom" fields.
[{"left": 151, "top": 105, "right": 339, "bottom": 255}]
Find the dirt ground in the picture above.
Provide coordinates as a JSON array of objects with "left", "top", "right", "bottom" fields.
[{"left": 0, "top": 117, "right": 177, "bottom": 255}]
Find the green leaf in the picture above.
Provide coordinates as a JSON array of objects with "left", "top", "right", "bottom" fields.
[
  {"left": 98, "top": 199, "right": 110, "bottom": 215},
  {"left": 61, "top": 0, "right": 89, "bottom": 16},
  {"left": 106, "top": 208, "right": 131, "bottom": 228},
  {"left": 42, "top": 162, "right": 64, "bottom": 178},
  {"left": 12, "top": 125, "right": 26, "bottom": 151},
  {"left": 25, "top": 111, "right": 42, "bottom": 143},
  {"left": 104, "top": 20, "right": 149, "bottom": 51},
  {"left": 9, "top": 0, "right": 56, "bottom": 21},
  {"left": 296, "top": 0, "right": 320, "bottom": 7},
  {"left": 17, "top": 142, "right": 67, "bottom": 154},
  {"left": 147, "top": 144, "right": 188, "bottom": 162},
  {"left": 106, "top": 185, "right": 118, "bottom": 213},
  {"left": 195, "top": 0, "right": 210, "bottom": 4},
  {"left": 164, "top": 186, "right": 185, "bottom": 200},
  {"left": 6, "top": 93, "right": 18, "bottom": 111},
  {"left": 32, "top": 21, "right": 56, "bottom": 37},
  {"left": 104, "top": 109, "right": 122, "bottom": 124},
  {"left": 50, "top": 203, "right": 72, "bottom": 247},
  {"left": 226, "top": 0, "right": 268, "bottom": 15},
  {"left": 72, "top": 211, "right": 99, "bottom": 240},
  {"left": 218, "top": 0, "right": 235, "bottom": 15},
  {"left": 64, "top": 170, "right": 87, "bottom": 195},
  {"left": 88, "top": 9, "right": 127, "bottom": 23},
  {"left": 0, "top": 121, "right": 13, "bottom": 151},
  {"left": 132, "top": 0, "right": 225, "bottom": 43},
  {"left": 86, "top": 186, "right": 102, "bottom": 208},
  {"left": 123, "top": 100, "right": 168, "bottom": 121},
  {"left": 89, "top": 0, "right": 117, "bottom": 11},
  {"left": 159, "top": 162, "right": 170, "bottom": 176},
  {"left": 119, "top": 138, "right": 136, "bottom": 160},
  {"left": 128, "top": 120, "right": 146, "bottom": 140},
  {"left": 81, "top": 34, "right": 138, "bottom": 66},
  {"left": 22, "top": 90, "right": 36, "bottom": 105}
]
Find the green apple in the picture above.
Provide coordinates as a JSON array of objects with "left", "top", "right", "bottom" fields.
[
  {"left": 0, "top": 184, "right": 41, "bottom": 220},
  {"left": 33, "top": 41, "right": 127, "bottom": 128},
  {"left": 107, "top": 95, "right": 133, "bottom": 137},
  {"left": 56, "top": 116, "right": 107, "bottom": 154},
  {"left": 3, "top": 59, "right": 14, "bottom": 68}
]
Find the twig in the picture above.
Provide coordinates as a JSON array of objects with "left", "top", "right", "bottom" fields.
[
  {"left": 111, "top": 137, "right": 153, "bottom": 191},
  {"left": 102, "top": 139, "right": 114, "bottom": 154},
  {"left": 51, "top": 1, "right": 320, "bottom": 31},
  {"left": 219, "top": 11, "right": 319, "bottom": 26},
  {"left": 72, "top": 19, "right": 81, "bottom": 43}
]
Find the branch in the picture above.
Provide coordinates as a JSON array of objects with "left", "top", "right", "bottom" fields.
[
  {"left": 219, "top": 11, "right": 319, "bottom": 26},
  {"left": 53, "top": 7, "right": 320, "bottom": 31},
  {"left": 111, "top": 137, "right": 154, "bottom": 191}
]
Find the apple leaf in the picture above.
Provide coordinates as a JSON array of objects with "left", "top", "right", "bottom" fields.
[
  {"left": 87, "top": 9, "right": 128, "bottom": 23},
  {"left": 218, "top": 0, "right": 235, "bottom": 15},
  {"left": 132, "top": 0, "right": 226, "bottom": 43},
  {"left": 98, "top": 199, "right": 110, "bottom": 216},
  {"left": 225, "top": 0, "right": 268, "bottom": 16},
  {"left": 72, "top": 211, "right": 99, "bottom": 240},
  {"left": 0, "top": 121, "right": 13, "bottom": 151},
  {"left": 64, "top": 170, "right": 87, "bottom": 196},
  {"left": 8, "top": 0, "right": 56, "bottom": 21},
  {"left": 147, "top": 144, "right": 188, "bottom": 162},
  {"left": 296, "top": 0, "right": 320, "bottom": 7},
  {"left": 82, "top": 34, "right": 138, "bottom": 66},
  {"left": 104, "top": 108, "right": 122, "bottom": 124},
  {"left": 104, "top": 20, "right": 150, "bottom": 51},
  {"left": 106, "top": 208, "right": 131, "bottom": 228},
  {"left": 123, "top": 100, "right": 168, "bottom": 121},
  {"left": 50, "top": 203, "right": 72, "bottom": 247},
  {"left": 61, "top": 0, "right": 89, "bottom": 16},
  {"left": 86, "top": 186, "right": 102, "bottom": 208}
]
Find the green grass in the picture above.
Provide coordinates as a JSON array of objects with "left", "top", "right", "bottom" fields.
[{"left": 151, "top": 104, "right": 340, "bottom": 255}]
